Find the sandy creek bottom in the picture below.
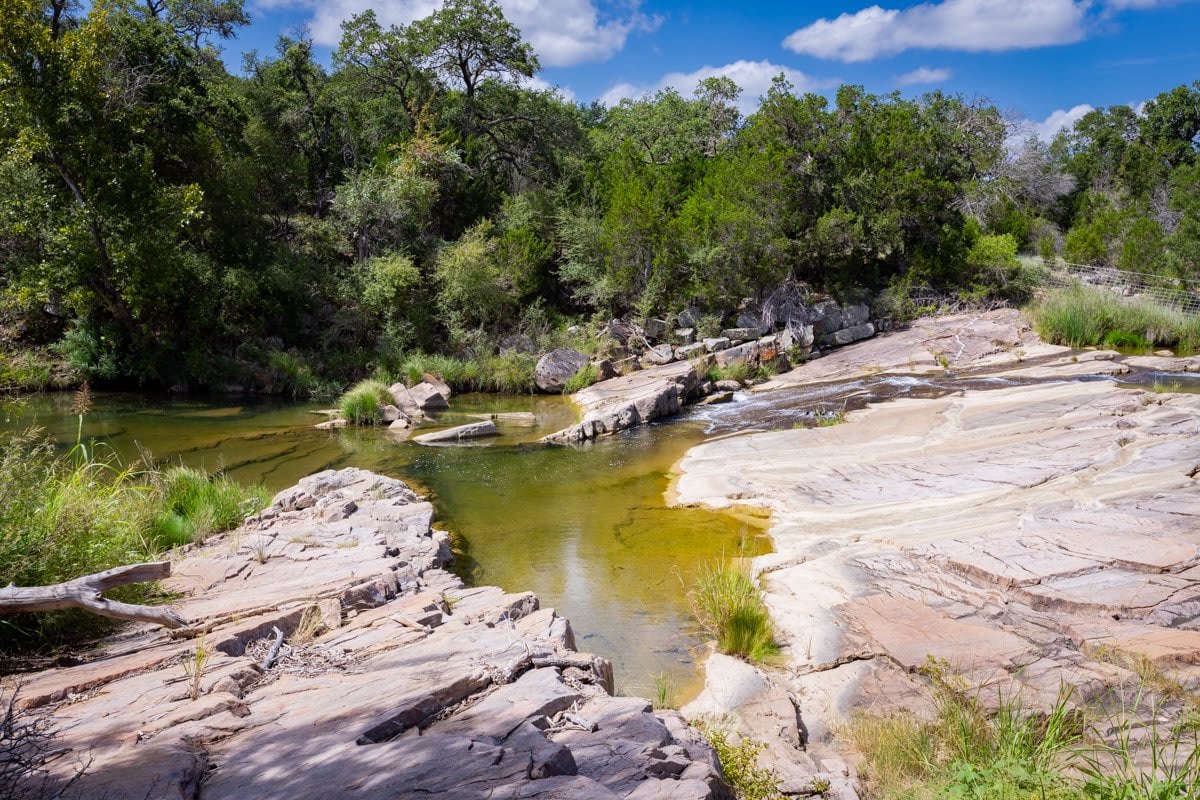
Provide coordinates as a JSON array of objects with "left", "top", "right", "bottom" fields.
[{"left": 9, "top": 365, "right": 1196, "bottom": 698}]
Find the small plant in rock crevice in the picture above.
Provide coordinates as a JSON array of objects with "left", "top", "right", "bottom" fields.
[{"left": 689, "top": 561, "right": 778, "bottom": 664}]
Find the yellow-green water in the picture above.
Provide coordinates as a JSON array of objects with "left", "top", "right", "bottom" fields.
[{"left": 5, "top": 391, "right": 769, "bottom": 698}]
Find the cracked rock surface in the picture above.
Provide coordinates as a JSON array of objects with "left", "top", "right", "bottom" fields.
[
  {"left": 676, "top": 310, "right": 1200, "bottom": 778},
  {"left": 17, "top": 468, "right": 731, "bottom": 800}
]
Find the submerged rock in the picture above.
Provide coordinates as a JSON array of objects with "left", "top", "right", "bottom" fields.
[{"left": 413, "top": 420, "right": 499, "bottom": 444}]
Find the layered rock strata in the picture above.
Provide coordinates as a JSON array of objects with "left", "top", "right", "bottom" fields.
[
  {"left": 15, "top": 469, "right": 730, "bottom": 800},
  {"left": 676, "top": 316, "right": 1200, "bottom": 759}
]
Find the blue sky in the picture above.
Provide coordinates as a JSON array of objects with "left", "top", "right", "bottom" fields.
[{"left": 228, "top": 0, "right": 1200, "bottom": 138}]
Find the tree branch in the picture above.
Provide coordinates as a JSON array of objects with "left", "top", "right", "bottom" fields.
[{"left": 0, "top": 562, "right": 187, "bottom": 629}]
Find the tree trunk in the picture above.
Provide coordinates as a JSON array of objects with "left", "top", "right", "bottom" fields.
[{"left": 0, "top": 562, "right": 187, "bottom": 629}]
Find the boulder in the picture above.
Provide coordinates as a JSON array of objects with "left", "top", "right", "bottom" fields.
[
  {"left": 422, "top": 373, "right": 453, "bottom": 399},
  {"left": 675, "top": 328, "right": 696, "bottom": 344},
  {"left": 674, "top": 343, "right": 708, "bottom": 361},
  {"left": 409, "top": 382, "right": 450, "bottom": 410},
  {"left": 315, "top": 418, "right": 349, "bottom": 430},
  {"left": 594, "top": 359, "right": 618, "bottom": 381},
  {"left": 778, "top": 325, "right": 815, "bottom": 351},
  {"left": 736, "top": 305, "right": 762, "bottom": 330},
  {"left": 388, "top": 383, "right": 425, "bottom": 418},
  {"left": 599, "top": 319, "right": 640, "bottom": 345},
  {"left": 703, "top": 337, "right": 731, "bottom": 353},
  {"left": 642, "top": 344, "right": 676, "bottom": 366},
  {"left": 614, "top": 356, "right": 642, "bottom": 375},
  {"left": 535, "top": 349, "right": 591, "bottom": 393},
  {"left": 413, "top": 420, "right": 499, "bottom": 444},
  {"left": 809, "top": 300, "right": 845, "bottom": 334},
  {"left": 715, "top": 380, "right": 742, "bottom": 392},
  {"left": 676, "top": 307, "right": 703, "bottom": 329},
  {"left": 643, "top": 318, "right": 670, "bottom": 341},
  {"left": 845, "top": 303, "right": 870, "bottom": 327},
  {"left": 714, "top": 342, "right": 760, "bottom": 368},
  {"left": 820, "top": 322, "right": 876, "bottom": 348},
  {"left": 380, "top": 405, "right": 404, "bottom": 423},
  {"left": 721, "top": 327, "right": 762, "bottom": 343}
]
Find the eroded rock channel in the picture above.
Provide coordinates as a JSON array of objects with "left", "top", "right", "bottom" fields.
[{"left": 19, "top": 469, "right": 731, "bottom": 799}]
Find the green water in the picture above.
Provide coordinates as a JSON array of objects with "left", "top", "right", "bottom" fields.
[{"left": 6, "top": 391, "right": 769, "bottom": 697}]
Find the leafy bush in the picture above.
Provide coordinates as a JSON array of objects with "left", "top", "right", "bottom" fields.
[
  {"left": 697, "top": 724, "right": 782, "bottom": 800},
  {"left": 689, "top": 561, "right": 778, "bottom": 663},
  {"left": 337, "top": 379, "right": 392, "bottom": 424}
]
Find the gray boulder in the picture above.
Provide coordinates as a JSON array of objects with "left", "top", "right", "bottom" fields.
[
  {"left": 413, "top": 420, "right": 498, "bottom": 444},
  {"left": 642, "top": 344, "right": 675, "bottom": 366},
  {"left": 535, "top": 348, "right": 591, "bottom": 393},
  {"left": 821, "top": 322, "right": 876, "bottom": 347},
  {"left": 643, "top": 318, "right": 669, "bottom": 341},
  {"left": 409, "top": 382, "right": 450, "bottom": 410},
  {"left": 721, "top": 327, "right": 762, "bottom": 342}
]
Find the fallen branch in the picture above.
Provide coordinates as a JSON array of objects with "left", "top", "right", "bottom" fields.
[
  {"left": 260, "top": 626, "right": 285, "bottom": 671},
  {"left": 0, "top": 562, "right": 187, "bottom": 629}
]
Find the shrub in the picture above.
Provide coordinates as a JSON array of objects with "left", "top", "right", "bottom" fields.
[
  {"left": 689, "top": 561, "right": 778, "bottom": 663},
  {"left": 337, "top": 379, "right": 392, "bottom": 424},
  {"left": 697, "top": 724, "right": 782, "bottom": 800}
]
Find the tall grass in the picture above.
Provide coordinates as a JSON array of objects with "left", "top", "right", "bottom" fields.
[
  {"left": 1029, "top": 287, "right": 1200, "bottom": 350},
  {"left": 337, "top": 379, "right": 392, "bottom": 425},
  {"left": 689, "top": 561, "right": 778, "bottom": 663},
  {"left": 0, "top": 429, "right": 267, "bottom": 647},
  {"left": 384, "top": 351, "right": 537, "bottom": 394},
  {"left": 147, "top": 466, "right": 269, "bottom": 548}
]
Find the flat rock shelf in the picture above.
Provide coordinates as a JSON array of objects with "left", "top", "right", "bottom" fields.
[{"left": 16, "top": 468, "right": 732, "bottom": 800}]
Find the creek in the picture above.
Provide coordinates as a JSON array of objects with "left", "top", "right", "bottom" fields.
[{"left": 8, "top": 363, "right": 1196, "bottom": 696}]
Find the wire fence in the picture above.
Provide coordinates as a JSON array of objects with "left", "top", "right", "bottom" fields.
[{"left": 1041, "top": 261, "right": 1200, "bottom": 316}]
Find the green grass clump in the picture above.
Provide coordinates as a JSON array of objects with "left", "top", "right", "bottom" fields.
[
  {"left": 387, "top": 351, "right": 537, "bottom": 393},
  {"left": 1102, "top": 329, "right": 1152, "bottom": 351},
  {"left": 0, "top": 350, "right": 56, "bottom": 392},
  {"left": 563, "top": 362, "right": 600, "bottom": 394},
  {"left": 267, "top": 350, "right": 336, "bottom": 398},
  {"left": 337, "top": 379, "right": 392, "bottom": 425},
  {"left": 1029, "top": 287, "right": 1200, "bottom": 351},
  {"left": 689, "top": 561, "right": 778, "bottom": 663},
  {"left": 147, "top": 466, "right": 269, "bottom": 548},
  {"left": 0, "top": 430, "right": 264, "bottom": 647}
]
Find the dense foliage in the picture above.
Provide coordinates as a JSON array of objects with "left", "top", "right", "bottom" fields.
[{"left": 1, "top": 0, "right": 1198, "bottom": 390}]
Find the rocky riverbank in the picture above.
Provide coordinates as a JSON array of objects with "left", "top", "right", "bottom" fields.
[
  {"left": 673, "top": 308, "right": 1200, "bottom": 786},
  {"left": 11, "top": 469, "right": 731, "bottom": 800}
]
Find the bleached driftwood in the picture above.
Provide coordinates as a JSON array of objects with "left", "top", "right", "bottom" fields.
[{"left": 0, "top": 561, "right": 186, "bottom": 629}]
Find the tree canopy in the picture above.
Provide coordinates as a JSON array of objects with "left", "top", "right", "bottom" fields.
[{"left": 1, "top": 0, "right": 1197, "bottom": 390}]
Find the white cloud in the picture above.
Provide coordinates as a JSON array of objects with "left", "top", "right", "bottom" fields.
[
  {"left": 895, "top": 66, "right": 951, "bottom": 85},
  {"left": 1032, "top": 104, "right": 1095, "bottom": 141},
  {"left": 599, "top": 60, "right": 838, "bottom": 116},
  {"left": 1006, "top": 103, "right": 1094, "bottom": 149},
  {"left": 522, "top": 74, "right": 576, "bottom": 101},
  {"left": 783, "top": 0, "right": 1089, "bottom": 62},
  {"left": 257, "top": 0, "right": 657, "bottom": 67}
]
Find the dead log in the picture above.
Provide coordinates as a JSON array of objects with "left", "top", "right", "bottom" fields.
[{"left": 0, "top": 561, "right": 187, "bottom": 629}]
